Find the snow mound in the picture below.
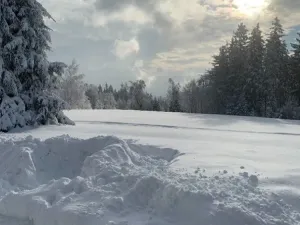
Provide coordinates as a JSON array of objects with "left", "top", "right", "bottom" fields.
[{"left": 0, "top": 136, "right": 299, "bottom": 225}]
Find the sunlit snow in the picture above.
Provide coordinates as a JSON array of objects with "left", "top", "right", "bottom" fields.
[{"left": 0, "top": 110, "right": 300, "bottom": 225}]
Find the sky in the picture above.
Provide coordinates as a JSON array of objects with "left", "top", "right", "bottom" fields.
[{"left": 40, "top": 0, "right": 300, "bottom": 95}]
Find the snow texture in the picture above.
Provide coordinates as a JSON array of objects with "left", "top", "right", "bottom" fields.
[{"left": 0, "top": 133, "right": 299, "bottom": 225}]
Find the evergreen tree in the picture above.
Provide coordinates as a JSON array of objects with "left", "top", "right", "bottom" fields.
[
  {"left": 0, "top": 0, "right": 73, "bottom": 131},
  {"left": 290, "top": 32, "right": 300, "bottom": 104},
  {"left": 142, "top": 93, "right": 154, "bottom": 111},
  {"left": 102, "top": 92, "right": 116, "bottom": 109},
  {"left": 104, "top": 83, "right": 109, "bottom": 93},
  {"left": 152, "top": 97, "right": 161, "bottom": 111},
  {"left": 181, "top": 79, "right": 200, "bottom": 113},
  {"left": 114, "top": 83, "right": 130, "bottom": 109},
  {"left": 98, "top": 84, "right": 103, "bottom": 94},
  {"left": 246, "top": 24, "right": 265, "bottom": 116},
  {"left": 108, "top": 85, "right": 114, "bottom": 93},
  {"left": 168, "top": 78, "right": 181, "bottom": 112},
  {"left": 264, "top": 17, "right": 290, "bottom": 115},
  {"left": 129, "top": 80, "right": 146, "bottom": 110},
  {"left": 226, "top": 23, "right": 249, "bottom": 115},
  {"left": 197, "top": 76, "right": 213, "bottom": 114},
  {"left": 86, "top": 84, "right": 101, "bottom": 109},
  {"left": 209, "top": 44, "right": 230, "bottom": 114}
]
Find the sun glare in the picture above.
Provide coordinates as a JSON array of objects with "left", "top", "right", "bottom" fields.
[{"left": 233, "top": 0, "right": 268, "bottom": 16}]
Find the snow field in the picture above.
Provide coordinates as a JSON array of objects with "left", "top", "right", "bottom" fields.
[{"left": 0, "top": 134, "right": 299, "bottom": 225}]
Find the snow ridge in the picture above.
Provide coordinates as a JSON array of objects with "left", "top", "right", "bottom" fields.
[{"left": 0, "top": 135, "right": 298, "bottom": 225}]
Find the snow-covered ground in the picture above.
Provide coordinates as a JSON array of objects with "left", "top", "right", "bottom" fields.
[{"left": 1, "top": 110, "right": 300, "bottom": 225}]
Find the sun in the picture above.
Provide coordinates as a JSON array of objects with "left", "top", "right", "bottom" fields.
[{"left": 233, "top": 0, "right": 268, "bottom": 16}]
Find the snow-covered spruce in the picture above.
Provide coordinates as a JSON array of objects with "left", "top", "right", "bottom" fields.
[{"left": 0, "top": 0, "right": 74, "bottom": 132}]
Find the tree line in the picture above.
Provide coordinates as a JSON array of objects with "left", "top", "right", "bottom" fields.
[
  {"left": 199, "top": 17, "right": 300, "bottom": 119},
  {"left": 59, "top": 17, "right": 300, "bottom": 120},
  {"left": 57, "top": 61, "right": 181, "bottom": 112}
]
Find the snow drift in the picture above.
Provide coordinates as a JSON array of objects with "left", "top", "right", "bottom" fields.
[{"left": 0, "top": 135, "right": 299, "bottom": 225}]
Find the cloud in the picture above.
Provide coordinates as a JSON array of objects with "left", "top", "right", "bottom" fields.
[
  {"left": 42, "top": 0, "right": 300, "bottom": 94},
  {"left": 156, "top": 0, "right": 207, "bottom": 27},
  {"left": 266, "top": 0, "right": 300, "bottom": 28},
  {"left": 39, "top": 0, "right": 92, "bottom": 23},
  {"left": 94, "top": 0, "right": 159, "bottom": 14},
  {"left": 113, "top": 38, "right": 140, "bottom": 59},
  {"left": 94, "top": 0, "right": 209, "bottom": 29},
  {"left": 149, "top": 47, "right": 213, "bottom": 73},
  {"left": 268, "top": 0, "right": 300, "bottom": 14},
  {"left": 131, "top": 60, "right": 156, "bottom": 86},
  {"left": 86, "top": 5, "right": 152, "bottom": 27}
]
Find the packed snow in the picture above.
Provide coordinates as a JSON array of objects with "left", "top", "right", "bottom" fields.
[{"left": 1, "top": 110, "right": 300, "bottom": 225}]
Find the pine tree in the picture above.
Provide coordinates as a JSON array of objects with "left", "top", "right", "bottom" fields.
[
  {"left": 246, "top": 24, "right": 265, "bottom": 116},
  {"left": 129, "top": 80, "right": 146, "bottom": 110},
  {"left": 0, "top": 0, "right": 73, "bottom": 131},
  {"left": 86, "top": 84, "right": 101, "bottom": 109},
  {"left": 181, "top": 79, "right": 200, "bottom": 113},
  {"left": 197, "top": 75, "right": 214, "bottom": 113},
  {"left": 102, "top": 92, "right": 116, "bottom": 109},
  {"left": 116, "top": 83, "right": 130, "bottom": 109},
  {"left": 98, "top": 84, "right": 103, "bottom": 94},
  {"left": 290, "top": 33, "right": 300, "bottom": 104},
  {"left": 227, "top": 23, "right": 249, "bottom": 115},
  {"left": 265, "top": 17, "right": 290, "bottom": 115},
  {"left": 108, "top": 85, "right": 114, "bottom": 93},
  {"left": 104, "top": 83, "right": 109, "bottom": 93},
  {"left": 167, "top": 78, "right": 181, "bottom": 112},
  {"left": 209, "top": 44, "right": 230, "bottom": 114},
  {"left": 152, "top": 97, "right": 161, "bottom": 111}
]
